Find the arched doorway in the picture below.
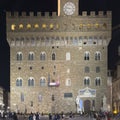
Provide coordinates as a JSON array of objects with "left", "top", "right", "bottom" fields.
[{"left": 84, "top": 100, "right": 91, "bottom": 112}]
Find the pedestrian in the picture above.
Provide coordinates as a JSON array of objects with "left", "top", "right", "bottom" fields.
[
  {"left": 33, "top": 113, "right": 36, "bottom": 120},
  {"left": 49, "top": 113, "right": 52, "bottom": 120},
  {"left": 13, "top": 112, "right": 18, "bottom": 120},
  {"left": 93, "top": 112, "right": 97, "bottom": 120},
  {"left": 29, "top": 113, "right": 33, "bottom": 120}
]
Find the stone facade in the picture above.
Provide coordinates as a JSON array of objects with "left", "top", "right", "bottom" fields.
[{"left": 6, "top": 0, "right": 112, "bottom": 113}]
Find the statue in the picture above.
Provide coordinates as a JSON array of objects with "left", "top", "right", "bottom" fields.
[
  {"left": 76, "top": 96, "right": 83, "bottom": 114},
  {"left": 102, "top": 95, "right": 107, "bottom": 111}
]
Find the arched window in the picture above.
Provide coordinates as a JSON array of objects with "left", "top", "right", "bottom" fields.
[
  {"left": 52, "top": 53, "right": 56, "bottom": 60},
  {"left": 28, "top": 77, "right": 34, "bottom": 86},
  {"left": 40, "top": 52, "right": 46, "bottom": 60},
  {"left": 95, "top": 51, "right": 101, "bottom": 60},
  {"left": 84, "top": 51, "right": 90, "bottom": 60},
  {"left": 95, "top": 77, "right": 101, "bottom": 86},
  {"left": 16, "top": 77, "right": 22, "bottom": 86},
  {"left": 28, "top": 52, "right": 34, "bottom": 60},
  {"left": 84, "top": 77, "right": 90, "bottom": 86},
  {"left": 40, "top": 77, "right": 46, "bottom": 86},
  {"left": 17, "top": 52, "right": 23, "bottom": 61}
]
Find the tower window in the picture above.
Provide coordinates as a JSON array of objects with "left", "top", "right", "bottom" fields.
[
  {"left": 40, "top": 77, "right": 46, "bottom": 86},
  {"left": 16, "top": 77, "right": 22, "bottom": 86},
  {"left": 95, "top": 77, "right": 101, "bottom": 86},
  {"left": 95, "top": 51, "right": 101, "bottom": 60},
  {"left": 84, "top": 51, "right": 90, "bottom": 60},
  {"left": 28, "top": 77, "right": 34, "bottom": 86},
  {"left": 84, "top": 77, "right": 90, "bottom": 86},
  {"left": 28, "top": 52, "right": 34, "bottom": 61},
  {"left": 40, "top": 52, "right": 46, "bottom": 60},
  {"left": 17, "top": 52, "right": 23, "bottom": 61}
]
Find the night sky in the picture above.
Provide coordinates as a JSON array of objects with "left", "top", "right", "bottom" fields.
[{"left": 0, "top": 0, "right": 120, "bottom": 91}]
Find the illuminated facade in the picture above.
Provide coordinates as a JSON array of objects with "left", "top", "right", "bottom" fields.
[{"left": 6, "top": 0, "right": 112, "bottom": 113}]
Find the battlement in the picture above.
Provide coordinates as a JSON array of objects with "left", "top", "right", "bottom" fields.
[
  {"left": 81, "top": 11, "right": 111, "bottom": 17},
  {"left": 6, "top": 11, "right": 111, "bottom": 18},
  {"left": 6, "top": 11, "right": 58, "bottom": 17}
]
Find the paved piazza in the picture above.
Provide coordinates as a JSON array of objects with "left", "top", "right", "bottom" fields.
[{"left": 0, "top": 115, "right": 115, "bottom": 120}]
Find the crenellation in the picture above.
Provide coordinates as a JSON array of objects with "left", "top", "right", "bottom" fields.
[
  {"left": 52, "top": 12, "right": 57, "bottom": 17},
  {"left": 44, "top": 12, "right": 50, "bottom": 17},
  {"left": 98, "top": 11, "right": 104, "bottom": 16},
  {"left": 106, "top": 11, "right": 112, "bottom": 17},
  {"left": 6, "top": 11, "right": 111, "bottom": 18},
  {"left": 82, "top": 11, "right": 87, "bottom": 16},
  {"left": 14, "top": 12, "right": 19, "bottom": 17},
  {"left": 29, "top": 12, "right": 34, "bottom": 17},
  {"left": 21, "top": 12, "right": 26, "bottom": 16},
  {"left": 90, "top": 11, "right": 95, "bottom": 17},
  {"left": 37, "top": 12, "right": 42, "bottom": 16},
  {"left": 6, "top": 12, "right": 12, "bottom": 17}
]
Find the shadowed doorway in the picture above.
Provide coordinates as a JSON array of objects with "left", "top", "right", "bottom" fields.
[{"left": 84, "top": 100, "right": 91, "bottom": 112}]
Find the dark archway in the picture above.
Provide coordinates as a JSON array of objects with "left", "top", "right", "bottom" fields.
[{"left": 84, "top": 100, "right": 91, "bottom": 112}]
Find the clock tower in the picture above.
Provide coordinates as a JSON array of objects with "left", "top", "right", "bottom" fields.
[{"left": 58, "top": 0, "right": 79, "bottom": 16}]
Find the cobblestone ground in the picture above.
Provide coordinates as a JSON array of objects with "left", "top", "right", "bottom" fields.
[{"left": 0, "top": 115, "right": 115, "bottom": 120}]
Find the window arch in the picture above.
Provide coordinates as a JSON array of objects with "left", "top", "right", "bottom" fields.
[
  {"left": 17, "top": 52, "right": 23, "bottom": 61},
  {"left": 40, "top": 77, "right": 46, "bottom": 86},
  {"left": 40, "top": 52, "right": 46, "bottom": 60},
  {"left": 84, "top": 77, "right": 90, "bottom": 86},
  {"left": 95, "top": 51, "right": 101, "bottom": 60},
  {"left": 95, "top": 77, "right": 101, "bottom": 86},
  {"left": 52, "top": 53, "right": 56, "bottom": 60},
  {"left": 28, "top": 77, "right": 34, "bottom": 86},
  {"left": 28, "top": 52, "right": 34, "bottom": 61},
  {"left": 16, "top": 77, "right": 22, "bottom": 86},
  {"left": 84, "top": 51, "right": 90, "bottom": 60}
]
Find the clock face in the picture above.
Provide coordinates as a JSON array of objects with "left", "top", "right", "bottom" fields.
[{"left": 63, "top": 2, "right": 75, "bottom": 15}]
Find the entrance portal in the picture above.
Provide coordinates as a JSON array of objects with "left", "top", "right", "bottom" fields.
[{"left": 84, "top": 100, "right": 91, "bottom": 112}]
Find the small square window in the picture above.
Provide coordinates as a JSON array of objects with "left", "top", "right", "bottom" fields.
[
  {"left": 41, "top": 66, "right": 44, "bottom": 69},
  {"left": 30, "top": 66, "right": 32, "bottom": 70},
  {"left": 64, "top": 93, "right": 72, "bottom": 98},
  {"left": 18, "top": 67, "right": 21, "bottom": 70}
]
